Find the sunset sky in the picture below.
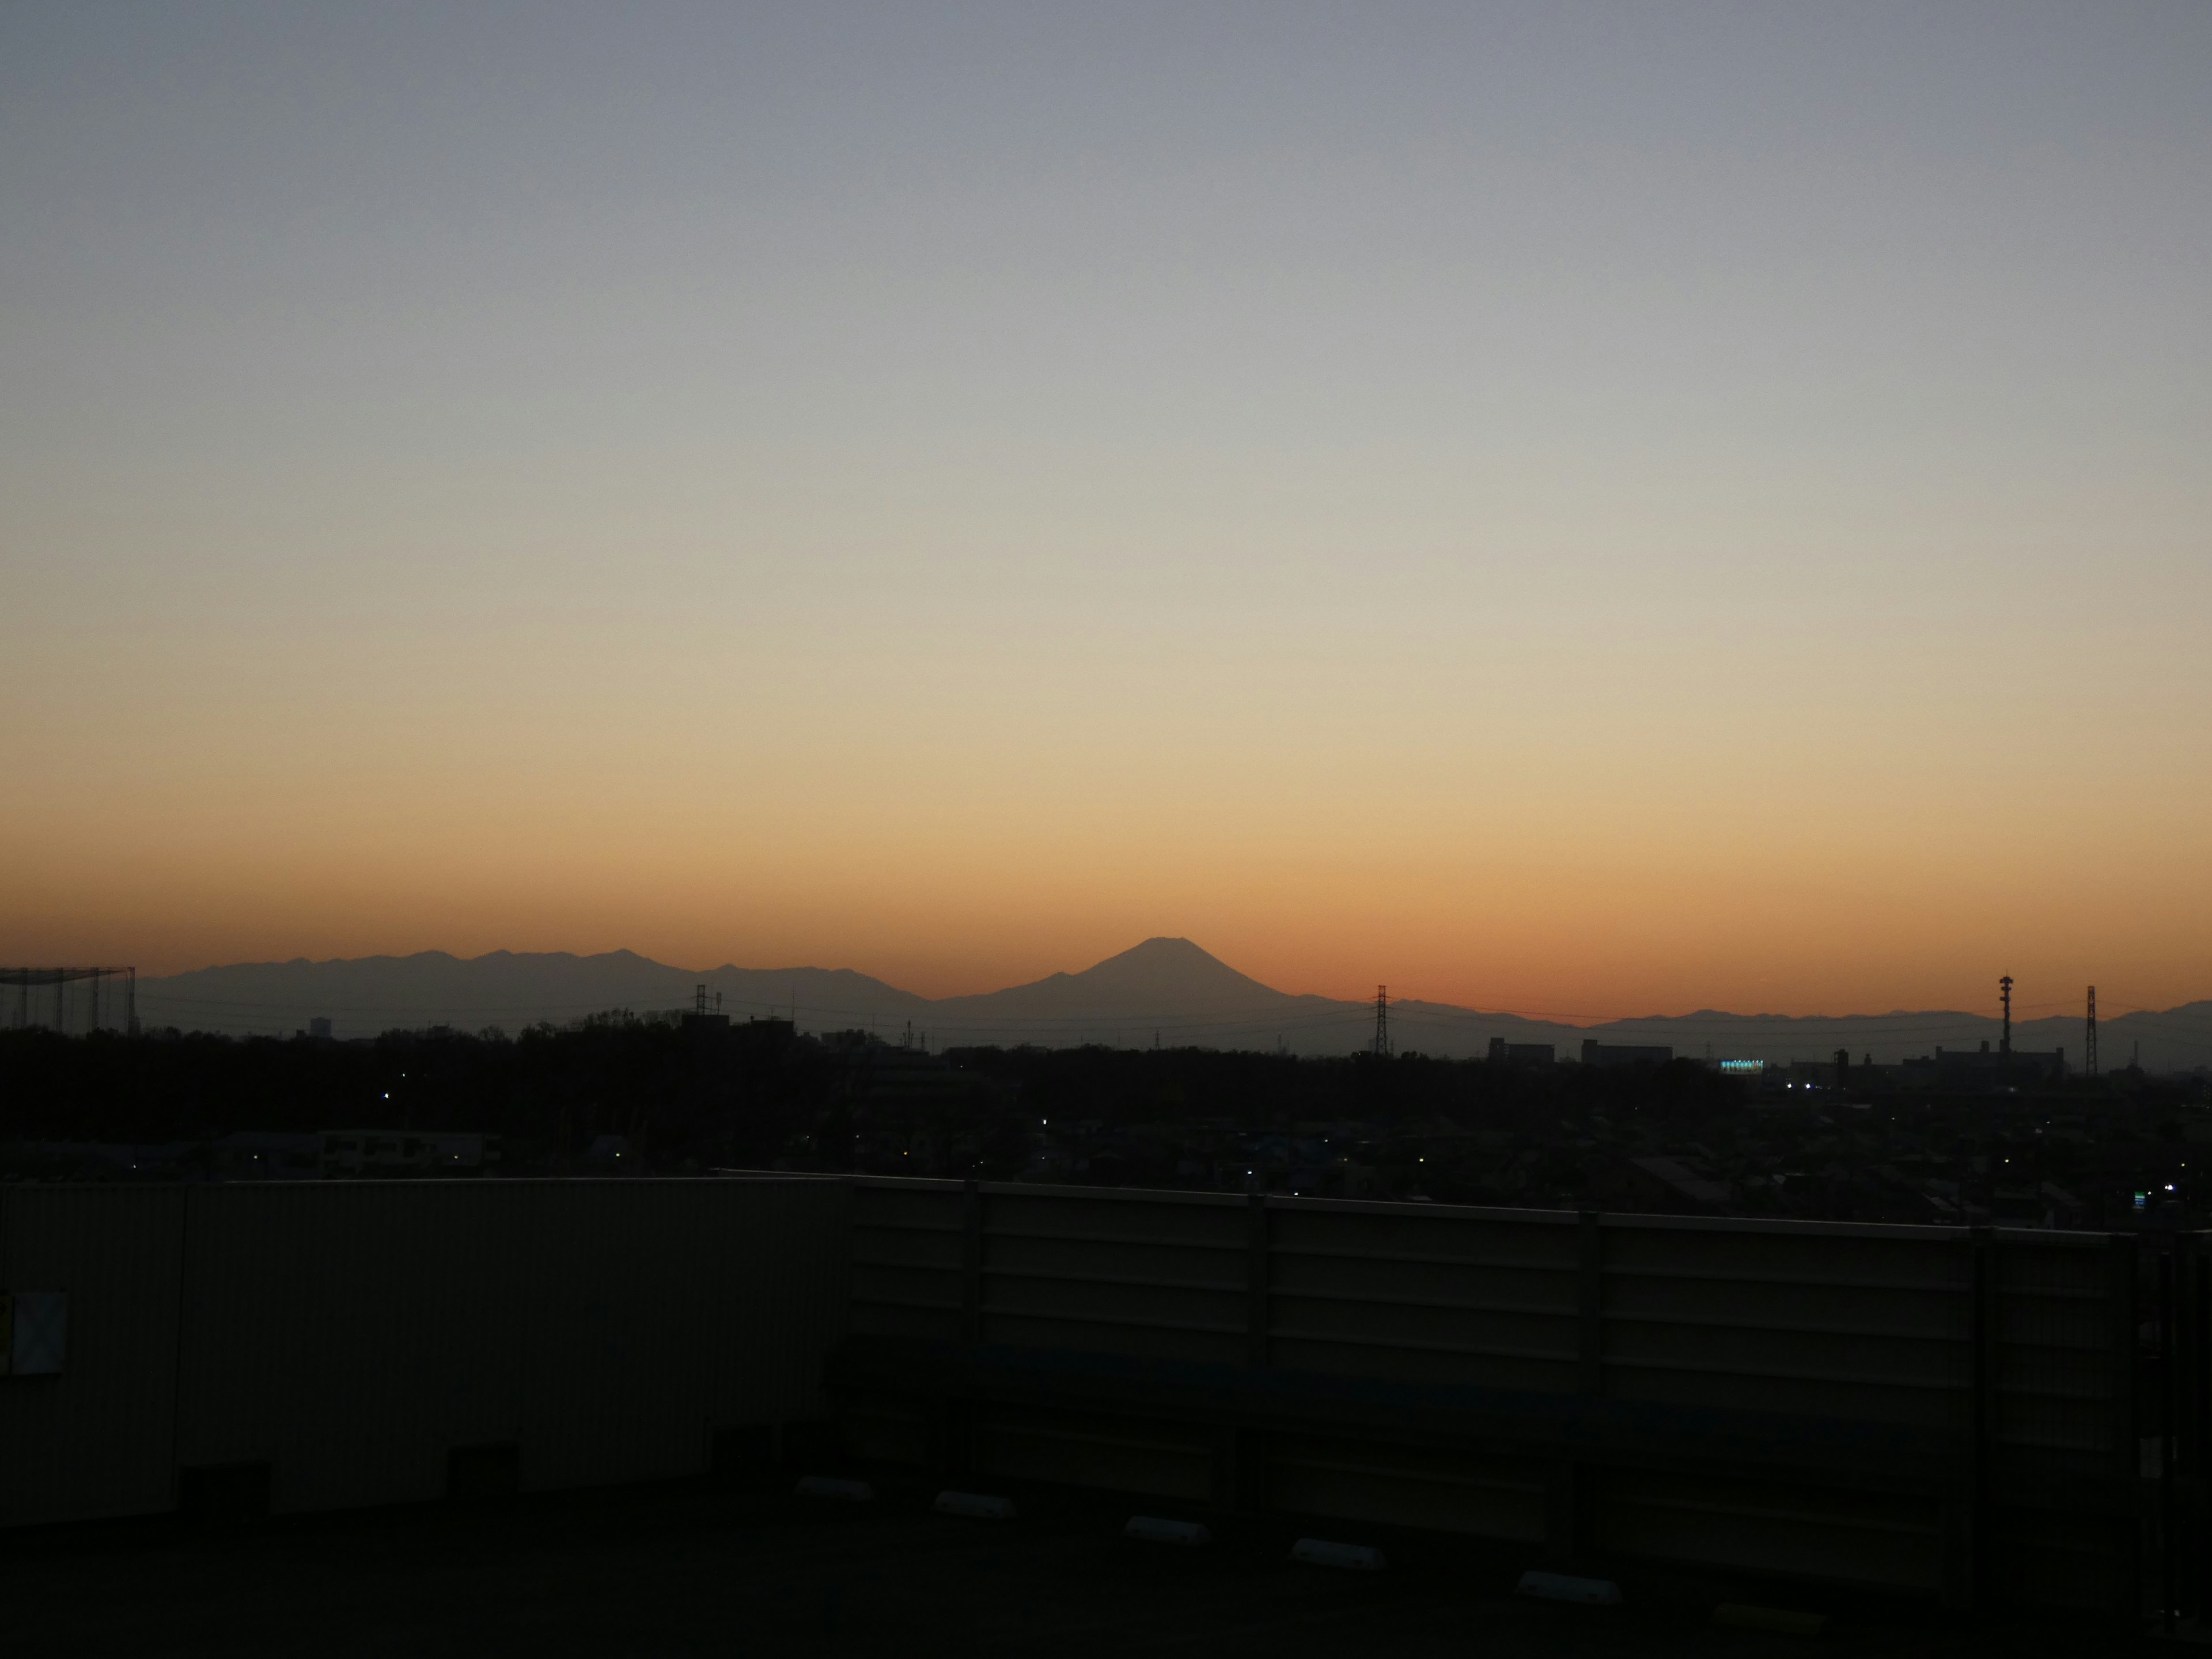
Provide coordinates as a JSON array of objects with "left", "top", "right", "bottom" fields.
[{"left": 3, "top": 3, "right": 2208, "bottom": 1020}]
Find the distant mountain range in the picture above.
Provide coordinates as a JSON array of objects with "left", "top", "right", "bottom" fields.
[{"left": 132, "top": 937, "right": 2212, "bottom": 1072}]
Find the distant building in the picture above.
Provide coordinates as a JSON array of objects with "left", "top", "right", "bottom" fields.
[
  {"left": 320, "top": 1131, "right": 497, "bottom": 1178},
  {"left": 1486, "top": 1039, "right": 1555, "bottom": 1066},
  {"left": 1902, "top": 1041, "right": 2066, "bottom": 1088},
  {"left": 213, "top": 1132, "right": 323, "bottom": 1179},
  {"left": 1590, "top": 1154, "right": 1732, "bottom": 1213},
  {"left": 308, "top": 1017, "right": 333, "bottom": 1041},
  {"left": 1631, "top": 1156, "right": 1732, "bottom": 1210},
  {"left": 1582, "top": 1041, "right": 1673, "bottom": 1067},
  {"left": 823, "top": 1030, "right": 970, "bottom": 1112}
]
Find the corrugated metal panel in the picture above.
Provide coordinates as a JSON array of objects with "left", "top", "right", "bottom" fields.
[
  {"left": 1985, "top": 1229, "right": 2134, "bottom": 1612},
  {"left": 1600, "top": 1218, "right": 1971, "bottom": 1430},
  {"left": 975, "top": 1402, "right": 1214, "bottom": 1501},
  {"left": 1593, "top": 1468, "right": 1946, "bottom": 1593},
  {"left": 1269, "top": 1203, "right": 1580, "bottom": 1392},
  {"left": 1269, "top": 1434, "right": 1548, "bottom": 1540},
  {"left": 0, "top": 1186, "right": 185, "bottom": 1525},
  {"left": 0, "top": 1169, "right": 2159, "bottom": 1613},
  {"left": 1991, "top": 1230, "right": 2122, "bottom": 1472},
  {"left": 850, "top": 1180, "right": 963, "bottom": 1343},
  {"left": 833, "top": 1184, "right": 2010, "bottom": 1604},
  {"left": 980, "top": 1187, "right": 1244, "bottom": 1366}
]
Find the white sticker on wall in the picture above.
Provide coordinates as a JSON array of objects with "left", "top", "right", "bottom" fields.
[{"left": 10, "top": 1292, "right": 67, "bottom": 1376}]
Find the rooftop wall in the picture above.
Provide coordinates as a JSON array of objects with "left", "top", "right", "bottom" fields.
[
  {"left": 2, "top": 1172, "right": 2193, "bottom": 1620},
  {"left": 835, "top": 1179, "right": 2171, "bottom": 1615},
  {"left": 0, "top": 1177, "right": 847, "bottom": 1527}
]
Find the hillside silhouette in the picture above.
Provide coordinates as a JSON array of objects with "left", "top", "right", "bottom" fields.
[{"left": 128, "top": 940, "right": 2212, "bottom": 1070}]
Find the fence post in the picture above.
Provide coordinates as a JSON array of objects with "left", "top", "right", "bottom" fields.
[
  {"left": 2162, "top": 1245, "right": 2179, "bottom": 1634},
  {"left": 2111, "top": 1231, "right": 2143, "bottom": 1620},
  {"left": 1578, "top": 1211, "right": 1604, "bottom": 1397},
  {"left": 1940, "top": 1228, "right": 1993, "bottom": 1610},
  {"left": 2194, "top": 1237, "right": 2211, "bottom": 1621},
  {"left": 1245, "top": 1194, "right": 1268, "bottom": 1373},
  {"left": 1546, "top": 1210, "right": 1604, "bottom": 1564},
  {"left": 959, "top": 1180, "right": 982, "bottom": 1348},
  {"left": 1221, "top": 1194, "right": 1271, "bottom": 1517},
  {"left": 1972, "top": 1226, "right": 1995, "bottom": 1611}
]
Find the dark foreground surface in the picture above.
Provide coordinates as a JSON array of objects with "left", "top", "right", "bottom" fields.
[{"left": 0, "top": 1475, "right": 2177, "bottom": 1657}]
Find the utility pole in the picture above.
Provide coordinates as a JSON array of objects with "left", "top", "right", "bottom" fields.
[
  {"left": 1372, "top": 986, "right": 1391, "bottom": 1058},
  {"left": 2085, "top": 986, "right": 2099, "bottom": 1078},
  {"left": 1999, "top": 975, "right": 2013, "bottom": 1056}
]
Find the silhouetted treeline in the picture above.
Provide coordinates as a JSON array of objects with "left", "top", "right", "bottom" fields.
[
  {"left": 942, "top": 1043, "right": 1738, "bottom": 1133},
  {"left": 0, "top": 1020, "right": 1736, "bottom": 1172},
  {"left": 7, "top": 1022, "right": 2205, "bottom": 1231},
  {"left": 0, "top": 1018, "right": 816, "bottom": 1168}
]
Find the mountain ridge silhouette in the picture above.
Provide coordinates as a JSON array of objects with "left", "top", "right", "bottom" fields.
[{"left": 128, "top": 940, "right": 2212, "bottom": 1069}]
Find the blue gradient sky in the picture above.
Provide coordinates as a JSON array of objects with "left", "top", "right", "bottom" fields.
[{"left": 3, "top": 3, "right": 2208, "bottom": 1016}]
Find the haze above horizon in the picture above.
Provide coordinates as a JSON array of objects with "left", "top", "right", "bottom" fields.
[
  {"left": 4, "top": 4, "right": 2208, "bottom": 1018},
  {"left": 144, "top": 937, "right": 2185, "bottom": 1028}
]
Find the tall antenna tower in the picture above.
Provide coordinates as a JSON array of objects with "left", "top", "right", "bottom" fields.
[
  {"left": 1999, "top": 975, "right": 2013, "bottom": 1056},
  {"left": 1372, "top": 985, "right": 1391, "bottom": 1058},
  {"left": 2085, "top": 986, "right": 2098, "bottom": 1077}
]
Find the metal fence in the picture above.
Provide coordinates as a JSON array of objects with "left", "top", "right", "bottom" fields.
[
  {"left": 834, "top": 1178, "right": 2188, "bottom": 1615},
  {"left": 1, "top": 966, "right": 135, "bottom": 1035},
  {"left": 3, "top": 1169, "right": 2200, "bottom": 1622}
]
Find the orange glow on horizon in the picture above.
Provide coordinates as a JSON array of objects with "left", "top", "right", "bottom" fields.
[{"left": 3, "top": 9, "right": 2207, "bottom": 1020}]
